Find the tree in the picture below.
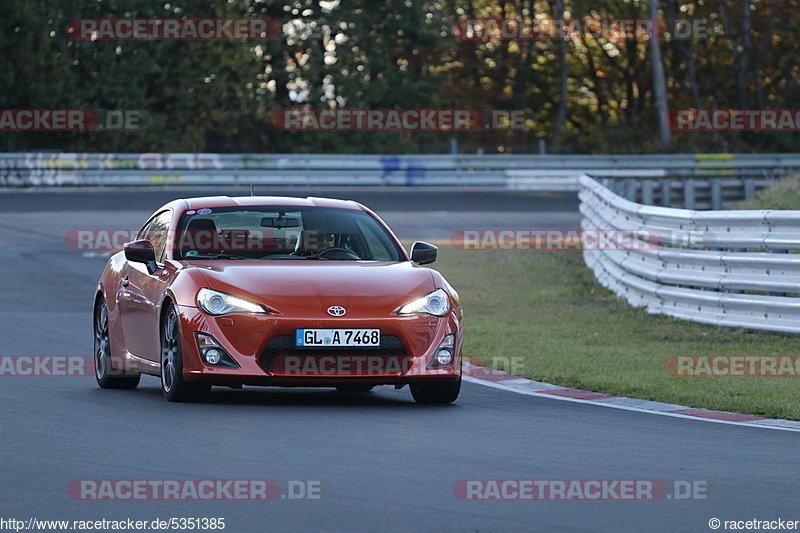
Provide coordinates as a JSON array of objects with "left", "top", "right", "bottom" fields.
[{"left": 648, "top": 0, "right": 671, "bottom": 147}]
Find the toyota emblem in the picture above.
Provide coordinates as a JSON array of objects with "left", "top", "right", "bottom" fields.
[{"left": 327, "top": 305, "right": 347, "bottom": 317}]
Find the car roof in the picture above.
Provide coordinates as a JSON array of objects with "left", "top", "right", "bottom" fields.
[{"left": 174, "top": 196, "right": 365, "bottom": 211}]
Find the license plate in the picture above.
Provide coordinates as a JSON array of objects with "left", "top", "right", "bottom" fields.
[{"left": 296, "top": 329, "right": 380, "bottom": 347}]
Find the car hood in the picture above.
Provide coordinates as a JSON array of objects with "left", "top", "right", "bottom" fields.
[{"left": 189, "top": 260, "right": 435, "bottom": 317}]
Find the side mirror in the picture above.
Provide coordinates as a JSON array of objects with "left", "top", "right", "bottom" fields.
[
  {"left": 410, "top": 241, "right": 437, "bottom": 265},
  {"left": 124, "top": 239, "right": 158, "bottom": 274}
]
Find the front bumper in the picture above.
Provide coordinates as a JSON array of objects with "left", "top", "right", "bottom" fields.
[{"left": 176, "top": 305, "right": 462, "bottom": 386}]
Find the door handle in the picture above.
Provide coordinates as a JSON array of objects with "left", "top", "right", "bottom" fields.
[{"left": 121, "top": 277, "right": 129, "bottom": 288}]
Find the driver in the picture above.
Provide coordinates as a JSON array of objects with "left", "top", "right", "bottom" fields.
[{"left": 295, "top": 230, "right": 337, "bottom": 255}]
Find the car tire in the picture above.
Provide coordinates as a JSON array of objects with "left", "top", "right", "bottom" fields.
[
  {"left": 160, "top": 303, "right": 210, "bottom": 402},
  {"left": 410, "top": 377, "right": 461, "bottom": 404},
  {"left": 94, "top": 297, "right": 140, "bottom": 390},
  {"left": 335, "top": 384, "right": 374, "bottom": 393}
]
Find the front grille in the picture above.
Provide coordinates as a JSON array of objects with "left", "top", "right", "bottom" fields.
[{"left": 259, "top": 335, "right": 409, "bottom": 374}]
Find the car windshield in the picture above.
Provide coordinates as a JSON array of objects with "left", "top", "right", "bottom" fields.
[{"left": 174, "top": 205, "right": 404, "bottom": 261}]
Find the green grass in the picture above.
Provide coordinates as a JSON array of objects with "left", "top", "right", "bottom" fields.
[
  {"left": 733, "top": 173, "right": 800, "bottom": 210},
  {"left": 430, "top": 246, "right": 800, "bottom": 420}
]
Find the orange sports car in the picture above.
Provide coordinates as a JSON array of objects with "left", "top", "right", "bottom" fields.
[{"left": 93, "top": 196, "right": 463, "bottom": 403}]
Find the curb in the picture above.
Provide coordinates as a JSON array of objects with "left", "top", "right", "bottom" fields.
[{"left": 463, "top": 362, "right": 800, "bottom": 433}]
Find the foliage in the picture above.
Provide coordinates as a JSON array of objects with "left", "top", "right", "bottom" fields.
[{"left": 1, "top": 0, "right": 798, "bottom": 153}]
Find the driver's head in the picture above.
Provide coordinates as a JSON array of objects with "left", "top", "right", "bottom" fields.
[{"left": 299, "top": 231, "right": 336, "bottom": 252}]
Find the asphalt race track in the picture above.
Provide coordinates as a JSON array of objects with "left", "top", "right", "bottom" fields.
[{"left": 1, "top": 188, "right": 798, "bottom": 533}]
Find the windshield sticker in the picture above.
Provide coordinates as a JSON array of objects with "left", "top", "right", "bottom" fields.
[
  {"left": 197, "top": 208, "right": 212, "bottom": 215},
  {"left": 185, "top": 210, "right": 196, "bottom": 215}
]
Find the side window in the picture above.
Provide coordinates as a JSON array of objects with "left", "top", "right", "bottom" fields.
[{"left": 139, "top": 210, "right": 172, "bottom": 263}]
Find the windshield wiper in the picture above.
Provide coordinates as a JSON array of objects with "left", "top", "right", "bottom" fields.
[
  {"left": 184, "top": 252, "right": 249, "bottom": 260},
  {"left": 261, "top": 254, "right": 313, "bottom": 260}
]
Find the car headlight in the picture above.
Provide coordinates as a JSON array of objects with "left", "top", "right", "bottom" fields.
[
  {"left": 197, "top": 288, "right": 268, "bottom": 315},
  {"left": 397, "top": 289, "right": 450, "bottom": 317}
]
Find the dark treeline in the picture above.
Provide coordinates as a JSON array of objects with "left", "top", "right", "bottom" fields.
[{"left": 1, "top": 0, "right": 799, "bottom": 154}]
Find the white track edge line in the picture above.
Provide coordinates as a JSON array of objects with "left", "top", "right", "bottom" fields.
[{"left": 464, "top": 375, "right": 800, "bottom": 434}]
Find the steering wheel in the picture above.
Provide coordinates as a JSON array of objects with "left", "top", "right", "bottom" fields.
[{"left": 313, "top": 247, "right": 361, "bottom": 260}]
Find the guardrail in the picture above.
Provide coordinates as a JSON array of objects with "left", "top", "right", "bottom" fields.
[
  {"left": 579, "top": 174, "right": 800, "bottom": 334},
  {"left": 1, "top": 153, "right": 799, "bottom": 194},
  {"left": 601, "top": 175, "right": 779, "bottom": 210}
]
